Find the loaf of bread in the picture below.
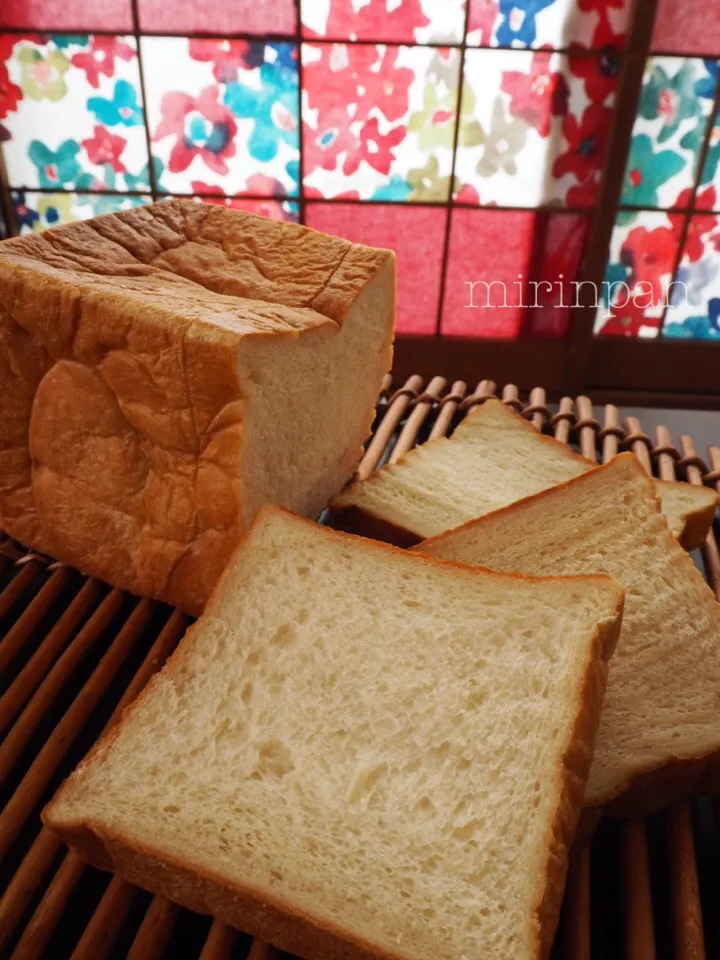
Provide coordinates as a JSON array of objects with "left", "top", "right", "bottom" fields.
[
  {"left": 418, "top": 454, "right": 720, "bottom": 816},
  {"left": 0, "top": 200, "right": 395, "bottom": 614},
  {"left": 43, "top": 507, "right": 624, "bottom": 960},
  {"left": 330, "top": 398, "right": 718, "bottom": 550}
]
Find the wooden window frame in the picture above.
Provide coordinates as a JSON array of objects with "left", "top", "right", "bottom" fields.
[{"left": 392, "top": 0, "right": 720, "bottom": 408}]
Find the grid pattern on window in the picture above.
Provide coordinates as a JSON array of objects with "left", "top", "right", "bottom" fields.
[
  {"left": 0, "top": 0, "right": 633, "bottom": 340},
  {"left": 596, "top": 2, "right": 720, "bottom": 340}
]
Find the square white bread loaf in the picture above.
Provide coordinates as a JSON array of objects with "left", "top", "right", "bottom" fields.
[
  {"left": 418, "top": 453, "right": 720, "bottom": 816},
  {"left": 330, "top": 398, "right": 717, "bottom": 551},
  {"left": 43, "top": 507, "right": 623, "bottom": 960},
  {"left": 0, "top": 200, "right": 395, "bottom": 614}
]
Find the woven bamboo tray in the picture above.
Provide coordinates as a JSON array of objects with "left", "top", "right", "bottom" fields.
[{"left": 2, "top": 375, "right": 720, "bottom": 960}]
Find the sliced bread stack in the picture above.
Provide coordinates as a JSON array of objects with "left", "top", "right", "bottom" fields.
[
  {"left": 419, "top": 454, "right": 720, "bottom": 815},
  {"left": 330, "top": 398, "right": 718, "bottom": 550},
  {"left": 44, "top": 508, "right": 624, "bottom": 960}
]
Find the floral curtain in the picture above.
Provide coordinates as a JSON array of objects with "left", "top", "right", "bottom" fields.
[{"left": 0, "top": 0, "right": 718, "bottom": 340}]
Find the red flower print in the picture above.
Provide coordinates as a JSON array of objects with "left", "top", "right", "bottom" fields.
[
  {"left": 501, "top": 52, "right": 569, "bottom": 138},
  {"left": 673, "top": 185, "right": 716, "bottom": 212},
  {"left": 223, "top": 198, "right": 293, "bottom": 221},
  {"left": 192, "top": 174, "right": 286, "bottom": 198},
  {"left": 155, "top": 86, "right": 237, "bottom": 176},
  {"left": 303, "top": 186, "right": 361, "bottom": 200},
  {"left": 191, "top": 181, "right": 224, "bottom": 196},
  {"left": 577, "top": 0, "right": 628, "bottom": 47},
  {"left": 553, "top": 102, "right": 612, "bottom": 186},
  {"left": 0, "top": 35, "right": 18, "bottom": 60},
  {"left": 82, "top": 124, "right": 127, "bottom": 172},
  {"left": 303, "top": 105, "right": 360, "bottom": 174},
  {"left": 0, "top": 61, "right": 22, "bottom": 119},
  {"left": 303, "top": 43, "right": 413, "bottom": 180},
  {"left": 188, "top": 39, "right": 253, "bottom": 85},
  {"left": 565, "top": 176, "right": 600, "bottom": 207},
  {"left": 621, "top": 225, "right": 676, "bottom": 301},
  {"left": 598, "top": 295, "right": 660, "bottom": 338},
  {"left": 357, "top": 47, "right": 414, "bottom": 124},
  {"left": 468, "top": 0, "right": 499, "bottom": 44},
  {"left": 568, "top": 53, "right": 617, "bottom": 105},
  {"left": 578, "top": 0, "right": 625, "bottom": 10},
  {"left": 343, "top": 117, "right": 405, "bottom": 177},
  {"left": 305, "top": 44, "right": 413, "bottom": 126},
  {"left": 454, "top": 184, "right": 482, "bottom": 204},
  {"left": 71, "top": 37, "right": 135, "bottom": 89},
  {"left": 190, "top": 179, "right": 295, "bottom": 221},
  {"left": 668, "top": 196, "right": 718, "bottom": 264},
  {"left": 305, "top": 0, "right": 430, "bottom": 42}
]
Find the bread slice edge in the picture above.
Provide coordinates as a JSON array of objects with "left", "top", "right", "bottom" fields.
[{"left": 43, "top": 507, "right": 624, "bottom": 960}]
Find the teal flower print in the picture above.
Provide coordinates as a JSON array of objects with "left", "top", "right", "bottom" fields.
[
  {"left": 664, "top": 315, "right": 720, "bottom": 339},
  {"left": 224, "top": 55, "right": 298, "bottom": 163},
  {"left": 50, "top": 35, "right": 90, "bottom": 51},
  {"left": 600, "top": 261, "right": 630, "bottom": 307},
  {"left": 620, "top": 134, "right": 685, "bottom": 207},
  {"left": 125, "top": 157, "right": 165, "bottom": 192},
  {"left": 87, "top": 194, "right": 147, "bottom": 216},
  {"left": 701, "top": 117, "right": 720, "bottom": 187},
  {"left": 75, "top": 157, "right": 165, "bottom": 194},
  {"left": 638, "top": 62, "right": 701, "bottom": 143},
  {"left": 88, "top": 80, "right": 144, "bottom": 127},
  {"left": 372, "top": 176, "right": 412, "bottom": 201},
  {"left": 28, "top": 139, "right": 81, "bottom": 188}
]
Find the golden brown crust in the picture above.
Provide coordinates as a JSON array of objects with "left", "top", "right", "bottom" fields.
[
  {"left": 0, "top": 201, "right": 392, "bottom": 615},
  {"left": 46, "top": 817, "right": 415, "bottom": 960},
  {"left": 533, "top": 611, "right": 621, "bottom": 959},
  {"left": 672, "top": 490, "right": 718, "bottom": 551}
]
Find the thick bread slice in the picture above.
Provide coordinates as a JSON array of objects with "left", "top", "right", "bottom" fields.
[
  {"left": 418, "top": 453, "right": 720, "bottom": 815},
  {"left": 0, "top": 200, "right": 394, "bottom": 615},
  {"left": 43, "top": 507, "right": 623, "bottom": 960},
  {"left": 330, "top": 398, "right": 717, "bottom": 550}
]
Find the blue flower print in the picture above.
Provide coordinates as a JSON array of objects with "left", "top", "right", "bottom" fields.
[
  {"left": 710, "top": 297, "right": 720, "bottom": 331},
  {"left": 271, "top": 42, "right": 297, "bottom": 73},
  {"left": 224, "top": 47, "right": 299, "bottom": 163},
  {"left": 13, "top": 192, "right": 40, "bottom": 231},
  {"left": 672, "top": 258, "right": 720, "bottom": 308},
  {"left": 28, "top": 139, "right": 81, "bottom": 188},
  {"left": 496, "top": 0, "right": 555, "bottom": 48},
  {"left": 88, "top": 79, "right": 144, "bottom": 127},
  {"left": 695, "top": 60, "right": 719, "bottom": 101}
]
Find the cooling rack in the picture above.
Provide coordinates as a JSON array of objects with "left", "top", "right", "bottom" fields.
[{"left": 1, "top": 375, "right": 720, "bottom": 959}]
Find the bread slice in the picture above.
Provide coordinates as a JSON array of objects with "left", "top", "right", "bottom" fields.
[
  {"left": 43, "top": 507, "right": 623, "bottom": 960},
  {"left": 0, "top": 200, "right": 394, "bottom": 615},
  {"left": 330, "top": 398, "right": 717, "bottom": 550},
  {"left": 418, "top": 453, "right": 720, "bottom": 816}
]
